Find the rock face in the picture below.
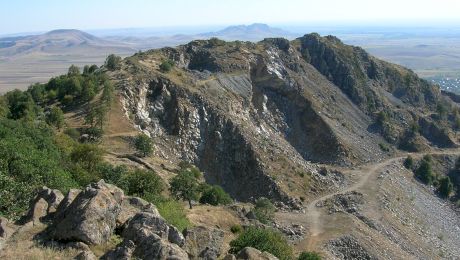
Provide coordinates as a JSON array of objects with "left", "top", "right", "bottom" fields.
[
  {"left": 115, "top": 34, "right": 456, "bottom": 204},
  {"left": 48, "top": 180, "right": 124, "bottom": 245},
  {"left": 183, "top": 226, "right": 224, "bottom": 259},
  {"left": 117, "top": 196, "right": 160, "bottom": 228}
]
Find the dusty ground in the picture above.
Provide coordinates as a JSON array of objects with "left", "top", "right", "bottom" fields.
[{"left": 276, "top": 149, "right": 460, "bottom": 259}]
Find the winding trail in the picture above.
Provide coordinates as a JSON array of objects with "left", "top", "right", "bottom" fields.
[
  {"left": 276, "top": 148, "right": 460, "bottom": 251},
  {"left": 305, "top": 156, "right": 404, "bottom": 248}
]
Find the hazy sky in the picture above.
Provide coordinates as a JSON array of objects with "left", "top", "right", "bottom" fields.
[{"left": 2, "top": 0, "right": 460, "bottom": 34}]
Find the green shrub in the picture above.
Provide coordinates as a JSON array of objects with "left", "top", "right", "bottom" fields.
[
  {"left": 70, "top": 143, "right": 104, "bottom": 172},
  {"left": 154, "top": 198, "right": 191, "bottom": 232},
  {"left": 159, "top": 59, "right": 174, "bottom": 72},
  {"left": 416, "top": 156, "right": 434, "bottom": 185},
  {"left": 378, "top": 142, "right": 390, "bottom": 152},
  {"left": 199, "top": 185, "right": 232, "bottom": 206},
  {"left": 208, "top": 37, "right": 225, "bottom": 47},
  {"left": 121, "top": 169, "right": 164, "bottom": 197},
  {"left": 46, "top": 106, "right": 65, "bottom": 129},
  {"left": 404, "top": 156, "right": 414, "bottom": 169},
  {"left": 439, "top": 176, "right": 453, "bottom": 198},
  {"left": 298, "top": 251, "right": 322, "bottom": 260},
  {"left": 230, "top": 224, "right": 242, "bottom": 234},
  {"left": 253, "top": 197, "right": 276, "bottom": 224},
  {"left": 64, "top": 128, "right": 80, "bottom": 140},
  {"left": 229, "top": 227, "right": 293, "bottom": 260},
  {"left": 0, "top": 119, "right": 78, "bottom": 219},
  {"left": 105, "top": 54, "right": 122, "bottom": 71},
  {"left": 133, "top": 133, "right": 153, "bottom": 157}
]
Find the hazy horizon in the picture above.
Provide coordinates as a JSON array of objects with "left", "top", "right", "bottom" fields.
[{"left": 2, "top": 0, "right": 460, "bottom": 36}]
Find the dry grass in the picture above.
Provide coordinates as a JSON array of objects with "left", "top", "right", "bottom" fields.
[
  {"left": 89, "top": 235, "right": 123, "bottom": 257},
  {"left": 0, "top": 224, "right": 78, "bottom": 260},
  {"left": 187, "top": 204, "right": 243, "bottom": 254}
]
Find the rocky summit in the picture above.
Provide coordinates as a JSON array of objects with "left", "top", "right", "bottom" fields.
[
  {"left": 114, "top": 34, "right": 457, "bottom": 205},
  {"left": 1, "top": 33, "right": 460, "bottom": 260}
]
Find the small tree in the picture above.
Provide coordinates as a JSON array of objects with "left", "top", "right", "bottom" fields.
[
  {"left": 134, "top": 133, "right": 153, "bottom": 157},
  {"left": 46, "top": 106, "right": 65, "bottom": 129},
  {"left": 253, "top": 197, "right": 276, "bottom": 224},
  {"left": 105, "top": 54, "right": 122, "bottom": 70},
  {"left": 169, "top": 168, "right": 201, "bottom": 209},
  {"left": 439, "top": 176, "right": 453, "bottom": 198},
  {"left": 67, "top": 64, "right": 80, "bottom": 76}
]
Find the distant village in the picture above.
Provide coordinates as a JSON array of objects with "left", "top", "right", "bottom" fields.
[{"left": 430, "top": 76, "right": 460, "bottom": 94}]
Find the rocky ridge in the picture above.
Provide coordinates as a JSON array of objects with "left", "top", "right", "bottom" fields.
[{"left": 112, "top": 33, "right": 458, "bottom": 207}]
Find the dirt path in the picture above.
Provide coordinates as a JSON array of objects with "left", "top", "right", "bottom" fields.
[
  {"left": 277, "top": 148, "right": 460, "bottom": 251},
  {"left": 304, "top": 156, "right": 404, "bottom": 248}
]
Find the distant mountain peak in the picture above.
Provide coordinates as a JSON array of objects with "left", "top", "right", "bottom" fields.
[{"left": 202, "top": 23, "right": 293, "bottom": 41}]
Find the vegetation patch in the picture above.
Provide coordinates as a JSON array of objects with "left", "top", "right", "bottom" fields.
[{"left": 229, "top": 227, "right": 293, "bottom": 260}]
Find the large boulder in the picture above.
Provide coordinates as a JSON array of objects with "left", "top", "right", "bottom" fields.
[
  {"left": 74, "top": 250, "right": 97, "bottom": 260},
  {"left": 0, "top": 217, "right": 13, "bottom": 239},
  {"left": 168, "top": 225, "right": 185, "bottom": 247},
  {"left": 101, "top": 240, "right": 136, "bottom": 260},
  {"left": 122, "top": 212, "right": 170, "bottom": 242},
  {"left": 0, "top": 217, "right": 15, "bottom": 250},
  {"left": 132, "top": 233, "right": 188, "bottom": 260},
  {"left": 55, "top": 188, "right": 81, "bottom": 214},
  {"left": 104, "top": 212, "right": 188, "bottom": 259},
  {"left": 22, "top": 186, "right": 64, "bottom": 224},
  {"left": 184, "top": 226, "right": 224, "bottom": 259},
  {"left": 48, "top": 180, "right": 124, "bottom": 245},
  {"left": 117, "top": 196, "right": 160, "bottom": 228},
  {"left": 236, "top": 247, "right": 278, "bottom": 260}
]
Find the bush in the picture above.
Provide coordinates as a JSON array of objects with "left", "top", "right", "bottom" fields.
[
  {"left": 208, "top": 37, "right": 225, "bottom": 47},
  {"left": 105, "top": 54, "right": 122, "bottom": 70},
  {"left": 159, "top": 59, "right": 174, "bottom": 72},
  {"left": 70, "top": 143, "right": 104, "bottom": 172},
  {"left": 121, "top": 169, "right": 164, "bottom": 197},
  {"left": 133, "top": 133, "right": 153, "bottom": 157},
  {"left": 64, "top": 128, "right": 80, "bottom": 140},
  {"left": 416, "top": 156, "right": 434, "bottom": 185},
  {"left": 84, "top": 126, "right": 104, "bottom": 141},
  {"left": 0, "top": 119, "right": 78, "bottom": 219},
  {"left": 378, "top": 142, "right": 390, "bottom": 152},
  {"left": 404, "top": 156, "right": 414, "bottom": 169},
  {"left": 298, "top": 251, "right": 322, "bottom": 260},
  {"left": 253, "top": 197, "right": 276, "bottom": 224},
  {"left": 46, "top": 106, "right": 65, "bottom": 129},
  {"left": 199, "top": 185, "right": 232, "bottom": 206},
  {"left": 439, "top": 176, "right": 453, "bottom": 198},
  {"left": 230, "top": 224, "right": 242, "bottom": 234},
  {"left": 229, "top": 227, "right": 293, "bottom": 260},
  {"left": 154, "top": 198, "right": 191, "bottom": 232}
]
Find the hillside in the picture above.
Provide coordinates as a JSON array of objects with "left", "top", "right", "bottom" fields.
[
  {"left": 1, "top": 34, "right": 460, "bottom": 259},
  {"left": 0, "top": 29, "right": 133, "bottom": 57},
  {"left": 0, "top": 30, "right": 135, "bottom": 92}
]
